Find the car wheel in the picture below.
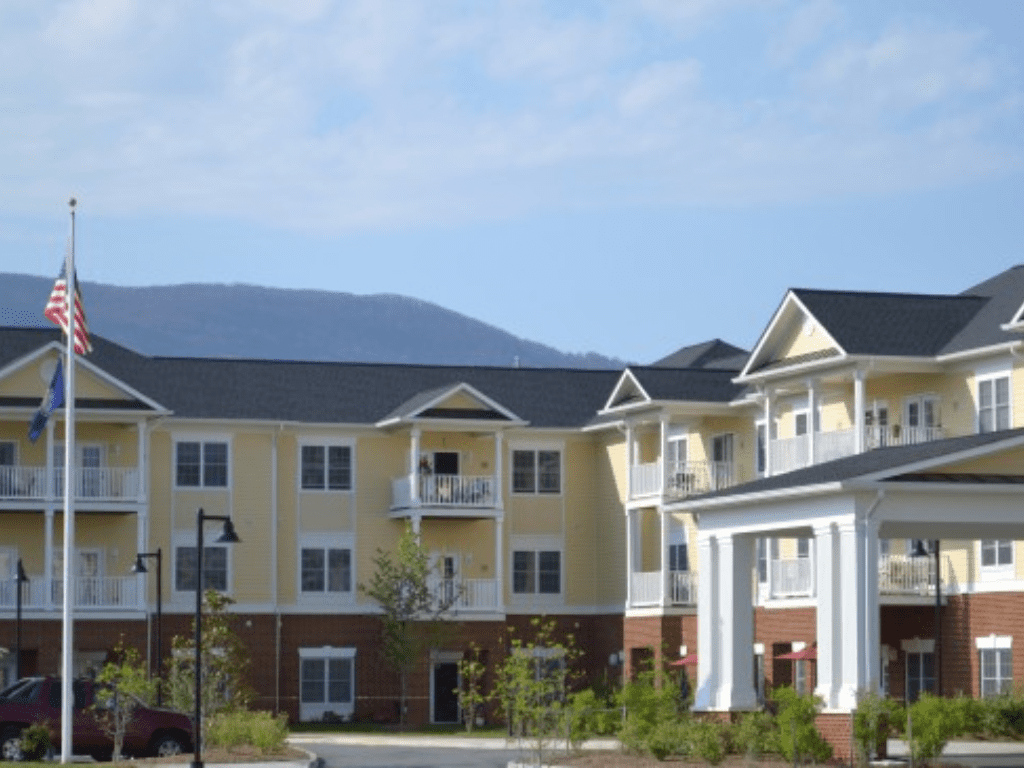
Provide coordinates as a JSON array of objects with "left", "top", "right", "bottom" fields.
[
  {"left": 151, "top": 733, "right": 187, "bottom": 757},
  {"left": 1, "top": 726, "right": 25, "bottom": 762}
]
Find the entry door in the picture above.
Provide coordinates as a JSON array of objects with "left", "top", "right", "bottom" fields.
[{"left": 432, "top": 662, "right": 460, "bottom": 723}]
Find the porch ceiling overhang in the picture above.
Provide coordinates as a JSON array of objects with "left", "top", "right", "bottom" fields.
[{"left": 375, "top": 381, "right": 527, "bottom": 430}]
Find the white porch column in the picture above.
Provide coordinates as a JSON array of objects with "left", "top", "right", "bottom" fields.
[
  {"left": 807, "top": 379, "right": 817, "bottom": 464},
  {"left": 659, "top": 416, "right": 668, "bottom": 496},
  {"left": 409, "top": 428, "right": 421, "bottom": 505},
  {"left": 625, "top": 422, "right": 634, "bottom": 499},
  {"left": 862, "top": 518, "right": 881, "bottom": 698},
  {"left": 695, "top": 534, "right": 717, "bottom": 710},
  {"left": 494, "top": 431, "right": 504, "bottom": 510},
  {"left": 854, "top": 371, "right": 865, "bottom": 454},
  {"left": 44, "top": 509, "right": 54, "bottom": 610},
  {"left": 411, "top": 513, "right": 421, "bottom": 537},
  {"left": 136, "top": 512, "right": 148, "bottom": 609},
  {"left": 814, "top": 523, "right": 841, "bottom": 709},
  {"left": 763, "top": 392, "right": 773, "bottom": 477},
  {"left": 696, "top": 534, "right": 756, "bottom": 710},
  {"left": 836, "top": 519, "right": 879, "bottom": 708},
  {"left": 495, "top": 514, "right": 505, "bottom": 611},
  {"left": 625, "top": 509, "right": 634, "bottom": 608},
  {"left": 660, "top": 509, "right": 669, "bottom": 607}
]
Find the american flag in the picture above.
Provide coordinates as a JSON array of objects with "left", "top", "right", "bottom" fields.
[{"left": 43, "top": 259, "right": 92, "bottom": 355}]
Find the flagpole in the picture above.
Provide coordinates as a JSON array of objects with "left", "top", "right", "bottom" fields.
[{"left": 60, "top": 198, "right": 77, "bottom": 765}]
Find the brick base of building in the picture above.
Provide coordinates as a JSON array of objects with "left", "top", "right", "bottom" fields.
[{"left": 815, "top": 712, "right": 855, "bottom": 762}]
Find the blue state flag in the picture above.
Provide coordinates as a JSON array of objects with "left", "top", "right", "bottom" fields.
[{"left": 28, "top": 358, "right": 64, "bottom": 443}]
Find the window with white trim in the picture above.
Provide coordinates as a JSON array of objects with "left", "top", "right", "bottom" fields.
[
  {"left": 511, "top": 449, "right": 561, "bottom": 494},
  {"left": 511, "top": 537, "right": 562, "bottom": 597},
  {"left": 174, "top": 540, "right": 228, "bottom": 592},
  {"left": 980, "top": 540, "right": 1014, "bottom": 577},
  {"left": 300, "top": 444, "right": 353, "bottom": 491},
  {"left": 903, "top": 638, "right": 936, "bottom": 703},
  {"left": 978, "top": 374, "right": 1011, "bottom": 433},
  {"left": 977, "top": 636, "right": 1013, "bottom": 698},
  {"left": 299, "top": 647, "right": 356, "bottom": 721},
  {"left": 904, "top": 395, "right": 941, "bottom": 437},
  {"left": 300, "top": 538, "right": 353, "bottom": 597},
  {"left": 175, "top": 440, "right": 229, "bottom": 488}
]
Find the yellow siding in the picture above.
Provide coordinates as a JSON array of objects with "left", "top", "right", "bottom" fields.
[
  {"left": 438, "top": 391, "right": 489, "bottom": 411},
  {"left": 778, "top": 315, "right": 837, "bottom": 361},
  {"left": 592, "top": 433, "right": 626, "bottom": 605},
  {"left": 232, "top": 432, "right": 273, "bottom": 604}
]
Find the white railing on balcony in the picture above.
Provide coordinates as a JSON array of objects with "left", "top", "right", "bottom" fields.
[
  {"left": 770, "top": 558, "right": 813, "bottom": 598},
  {"left": 663, "top": 460, "right": 736, "bottom": 499},
  {"left": 427, "top": 577, "right": 499, "bottom": 612},
  {"left": 816, "top": 428, "right": 856, "bottom": 464},
  {"left": 630, "top": 462, "right": 662, "bottom": 498},
  {"left": 864, "top": 426, "right": 944, "bottom": 450},
  {"left": 630, "top": 571, "right": 662, "bottom": 606},
  {"left": 877, "top": 554, "right": 938, "bottom": 595},
  {"left": 391, "top": 474, "right": 497, "bottom": 509},
  {"left": 0, "top": 575, "right": 139, "bottom": 610},
  {"left": 669, "top": 570, "right": 697, "bottom": 605},
  {"left": 0, "top": 466, "right": 140, "bottom": 501}
]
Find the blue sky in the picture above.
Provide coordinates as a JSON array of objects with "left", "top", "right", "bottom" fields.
[{"left": 1, "top": 0, "right": 1021, "bottom": 364}]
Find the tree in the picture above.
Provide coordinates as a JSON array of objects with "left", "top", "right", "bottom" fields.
[
  {"left": 92, "top": 640, "right": 157, "bottom": 760},
  {"left": 165, "top": 590, "right": 251, "bottom": 745},
  {"left": 492, "top": 617, "right": 581, "bottom": 767},
  {"left": 360, "top": 523, "right": 461, "bottom": 726},
  {"left": 455, "top": 642, "right": 487, "bottom": 732}
]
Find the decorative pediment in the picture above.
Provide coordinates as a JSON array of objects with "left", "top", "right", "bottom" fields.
[
  {"left": 738, "top": 292, "right": 844, "bottom": 381},
  {"left": 377, "top": 382, "right": 526, "bottom": 427},
  {"left": 601, "top": 369, "right": 651, "bottom": 412},
  {"left": 0, "top": 341, "right": 167, "bottom": 414}
]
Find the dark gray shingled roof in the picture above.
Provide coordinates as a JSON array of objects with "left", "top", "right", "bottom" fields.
[
  {"left": 652, "top": 339, "right": 749, "bottom": 370},
  {"left": 689, "top": 428, "right": 1024, "bottom": 503},
  {"left": 0, "top": 328, "right": 619, "bottom": 428},
  {"left": 626, "top": 366, "right": 746, "bottom": 403}
]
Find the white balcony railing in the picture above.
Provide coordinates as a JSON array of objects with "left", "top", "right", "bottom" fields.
[
  {"left": 770, "top": 558, "right": 813, "bottom": 598},
  {"left": 630, "top": 462, "right": 662, "bottom": 498},
  {"left": 770, "top": 425, "right": 945, "bottom": 475},
  {"left": 0, "top": 575, "right": 139, "bottom": 610},
  {"left": 864, "top": 426, "right": 944, "bottom": 450},
  {"left": 0, "top": 466, "right": 140, "bottom": 501},
  {"left": 630, "top": 571, "right": 662, "bottom": 606},
  {"left": 427, "top": 577, "right": 499, "bottom": 612},
  {"left": 878, "top": 554, "right": 938, "bottom": 595},
  {"left": 669, "top": 570, "right": 697, "bottom": 605},
  {"left": 391, "top": 474, "right": 497, "bottom": 510},
  {"left": 663, "top": 460, "right": 735, "bottom": 499}
]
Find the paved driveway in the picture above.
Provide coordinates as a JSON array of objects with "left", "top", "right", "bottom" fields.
[{"left": 292, "top": 736, "right": 522, "bottom": 768}]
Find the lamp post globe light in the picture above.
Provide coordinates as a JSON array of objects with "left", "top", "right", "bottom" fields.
[
  {"left": 131, "top": 548, "right": 163, "bottom": 704},
  {"left": 192, "top": 509, "right": 241, "bottom": 768},
  {"left": 14, "top": 558, "right": 28, "bottom": 681}
]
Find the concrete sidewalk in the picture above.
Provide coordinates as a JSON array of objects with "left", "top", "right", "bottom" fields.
[{"left": 290, "top": 733, "right": 619, "bottom": 751}]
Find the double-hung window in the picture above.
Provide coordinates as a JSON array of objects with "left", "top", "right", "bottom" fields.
[
  {"left": 174, "top": 543, "right": 228, "bottom": 592},
  {"left": 978, "top": 374, "right": 1011, "bottom": 433},
  {"left": 512, "top": 448, "right": 561, "bottom": 494},
  {"left": 512, "top": 537, "right": 562, "bottom": 597},
  {"left": 299, "top": 647, "right": 355, "bottom": 721},
  {"left": 300, "top": 540, "right": 353, "bottom": 597},
  {"left": 300, "top": 444, "right": 353, "bottom": 491},
  {"left": 981, "top": 539, "right": 1014, "bottom": 578},
  {"left": 176, "top": 440, "right": 229, "bottom": 488},
  {"left": 977, "top": 637, "right": 1013, "bottom": 698}
]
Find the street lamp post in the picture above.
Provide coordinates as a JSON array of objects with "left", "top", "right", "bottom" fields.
[
  {"left": 14, "top": 559, "right": 28, "bottom": 681},
  {"left": 131, "top": 549, "right": 163, "bottom": 704},
  {"left": 192, "top": 509, "right": 240, "bottom": 768},
  {"left": 911, "top": 539, "right": 942, "bottom": 697}
]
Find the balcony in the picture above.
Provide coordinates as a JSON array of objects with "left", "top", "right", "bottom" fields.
[
  {"left": 391, "top": 474, "right": 497, "bottom": 512},
  {"left": 770, "top": 425, "right": 945, "bottom": 475},
  {"left": 769, "top": 557, "right": 813, "bottom": 598},
  {"left": 427, "top": 576, "right": 500, "bottom": 613},
  {"left": 878, "top": 553, "right": 940, "bottom": 596},
  {"left": 0, "top": 466, "right": 141, "bottom": 502},
  {"left": 0, "top": 575, "right": 139, "bottom": 611},
  {"left": 629, "top": 460, "right": 737, "bottom": 502},
  {"left": 629, "top": 569, "right": 698, "bottom": 608}
]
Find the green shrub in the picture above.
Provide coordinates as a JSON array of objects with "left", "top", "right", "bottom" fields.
[
  {"left": 688, "top": 719, "right": 731, "bottom": 766},
  {"left": 207, "top": 709, "right": 289, "bottom": 754},
  {"left": 907, "top": 693, "right": 966, "bottom": 765},
  {"left": 734, "top": 710, "right": 779, "bottom": 759},
  {"left": 568, "top": 687, "right": 622, "bottom": 741},
  {"left": 19, "top": 721, "right": 52, "bottom": 760},
  {"left": 645, "top": 718, "right": 691, "bottom": 761},
  {"left": 854, "top": 690, "right": 904, "bottom": 760},
  {"left": 618, "top": 670, "right": 684, "bottom": 754},
  {"left": 975, "top": 692, "right": 1024, "bottom": 738},
  {"left": 773, "top": 686, "right": 833, "bottom": 764}
]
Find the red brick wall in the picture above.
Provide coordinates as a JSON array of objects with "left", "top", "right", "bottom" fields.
[
  {"left": 755, "top": 606, "right": 815, "bottom": 695},
  {"left": 816, "top": 712, "right": 854, "bottom": 761}
]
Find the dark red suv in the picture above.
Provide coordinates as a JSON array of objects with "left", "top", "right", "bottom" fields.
[{"left": 0, "top": 676, "right": 192, "bottom": 761}]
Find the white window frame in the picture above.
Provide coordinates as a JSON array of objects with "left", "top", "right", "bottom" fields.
[
  {"left": 754, "top": 421, "right": 766, "bottom": 476},
  {"left": 510, "top": 442, "right": 563, "bottom": 496},
  {"left": 510, "top": 535, "right": 563, "bottom": 604},
  {"left": 173, "top": 434, "right": 231, "bottom": 489},
  {"left": 977, "top": 370, "right": 1012, "bottom": 434},
  {"left": 299, "top": 439, "right": 355, "bottom": 492},
  {"left": 298, "top": 534, "right": 355, "bottom": 602},
  {"left": 299, "top": 646, "right": 356, "bottom": 722},
  {"left": 976, "top": 635, "right": 1013, "bottom": 698},
  {"left": 979, "top": 539, "right": 1015, "bottom": 579},
  {"left": 902, "top": 638, "right": 936, "bottom": 703},
  {"left": 172, "top": 532, "right": 232, "bottom": 595}
]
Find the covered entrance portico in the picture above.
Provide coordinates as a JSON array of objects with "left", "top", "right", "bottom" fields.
[{"left": 684, "top": 431, "right": 1024, "bottom": 750}]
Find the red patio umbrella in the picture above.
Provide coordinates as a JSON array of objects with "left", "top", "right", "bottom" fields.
[
  {"left": 775, "top": 646, "right": 817, "bottom": 660},
  {"left": 669, "top": 653, "right": 699, "bottom": 666}
]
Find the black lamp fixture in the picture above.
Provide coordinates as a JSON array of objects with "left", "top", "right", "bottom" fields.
[
  {"left": 14, "top": 559, "right": 28, "bottom": 681},
  {"left": 192, "top": 508, "right": 241, "bottom": 768},
  {"left": 911, "top": 538, "right": 941, "bottom": 697},
  {"left": 131, "top": 548, "right": 163, "bottom": 704}
]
